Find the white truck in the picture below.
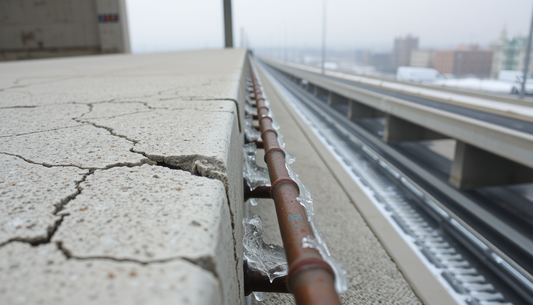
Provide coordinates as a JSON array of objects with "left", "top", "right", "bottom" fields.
[{"left": 396, "top": 67, "right": 445, "bottom": 83}]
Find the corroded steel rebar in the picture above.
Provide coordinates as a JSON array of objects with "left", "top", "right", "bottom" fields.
[{"left": 248, "top": 60, "right": 341, "bottom": 305}]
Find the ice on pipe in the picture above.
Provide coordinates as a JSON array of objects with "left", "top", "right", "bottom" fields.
[
  {"left": 253, "top": 292, "right": 266, "bottom": 302},
  {"left": 271, "top": 119, "right": 296, "bottom": 164},
  {"left": 303, "top": 236, "right": 348, "bottom": 293},
  {"left": 245, "top": 103, "right": 257, "bottom": 116},
  {"left": 244, "top": 117, "right": 261, "bottom": 142},
  {"left": 243, "top": 143, "right": 270, "bottom": 190},
  {"left": 286, "top": 162, "right": 348, "bottom": 294},
  {"left": 247, "top": 198, "right": 260, "bottom": 207},
  {"left": 243, "top": 214, "right": 288, "bottom": 283}
]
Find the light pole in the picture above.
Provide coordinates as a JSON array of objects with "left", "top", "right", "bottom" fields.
[
  {"left": 321, "top": 0, "right": 326, "bottom": 74},
  {"left": 520, "top": 3, "right": 533, "bottom": 99},
  {"left": 223, "top": 0, "right": 233, "bottom": 48}
]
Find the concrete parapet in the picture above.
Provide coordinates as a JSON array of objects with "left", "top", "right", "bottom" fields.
[{"left": 0, "top": 49, "right": 248, "bottom": 304}]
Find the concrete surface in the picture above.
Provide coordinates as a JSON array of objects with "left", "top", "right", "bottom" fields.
[
  {"left": 0, "top": 242, "right": 220, "bottom": 304},
  {"left": 252, "top": 64, "right": 424, "bottom": 304},
  {"left": 0, "top": 48, "right": 248, "bottom": 305},
  {"left": 0, "top": 154, "right": 87, "bottom": 245}
]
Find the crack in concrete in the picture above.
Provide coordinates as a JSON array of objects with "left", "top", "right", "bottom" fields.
[
  {"left": 0, "top": 151, "right": 150, "bottom": 171},
  {"left": 0, "top": 105, "right": 37, "bottom": 109},
  {"left": 0, "top": 170, "right": 91, "bottom": 248},
  {"left": 55, "top": 242, "right": 220, "bottom": 280},
  {"left": 0, "top": 124, "right": 86, "bottom": 138}
]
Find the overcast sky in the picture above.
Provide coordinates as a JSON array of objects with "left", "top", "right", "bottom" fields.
[{"left": 126, "top": 0, "right": 533, "bottom": 53}]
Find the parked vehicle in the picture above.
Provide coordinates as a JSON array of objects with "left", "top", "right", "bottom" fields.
[{"left": 396, "top": 67, "right": 445, "bottom": 83}]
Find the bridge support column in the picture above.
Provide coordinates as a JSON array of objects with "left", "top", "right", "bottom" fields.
[
  {"left": 450, "top": 141, "right": 533, "bottom": 189},
  {"left": 314, "top": 86, "right": 328, "bottom": 97},
  {"left": 306, "top": 82, "right": 315, "bottom": 93},
  {"left": 328, "top": 92, "right": 349, "bottom": 106},
  {"left": 383, "top": 115, "right": 447, "bottom": 142},
  {"left": 348, "top": 100, "right": 384, "bottom": 120}
]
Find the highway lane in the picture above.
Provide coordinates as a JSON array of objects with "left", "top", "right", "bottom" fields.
[{"left": 274, "top": 63, "right": 533, "bottom": 135}]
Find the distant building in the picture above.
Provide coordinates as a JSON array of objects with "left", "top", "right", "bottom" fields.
[
  {"left": 354, "top": 50, "right": 372, "bottom": 66},
  {"left": 0, "top": 0, "right": 130, "bottom": 61},
  {"left": 434, "top": 45, "right": 493, "bottom": 78},
  {"left": 490, "top": 27, "right": 533, "bottom": 78},
  {"left": 410, "top": 50, "right": 434, "bottom": 68},
  {"left": 392, "top": 35, "right": 419, "bottom": 70},
  {"left": 370, "top": 52, "right": 392, "bottom": 72}
]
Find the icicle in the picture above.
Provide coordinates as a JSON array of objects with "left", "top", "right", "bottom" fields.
[
  {"left": 243, "top": 215, "right": 288, "bottom": 283},
  {"left": 244, "top": 117, "right": 261, "bottom": 142},
  {"left": 253, "top": 292, "right": 265, "bottom": 301},
  {"left": 243, "top": 143, "right": 270, "bottom": 190},
  {"left": 302, "top": 236, "right": 348, "bottom": 293}
]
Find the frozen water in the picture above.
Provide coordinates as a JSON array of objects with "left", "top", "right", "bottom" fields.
[
  {"left": 302, "top": 236, "right": 348, "bottom": 293},
  {"left": 245, "top": 118, "right": 261, "bottom": 142},
  {"left": 243, "top": 214, "right": 288, "bottom": 283},
  {"left": 286, "top": 162, "right": 348, "bottom": 294},
  {"left": 247, "top": 198, "right": 260, "bottom": 206},
  {"left": 245, "top": 103, "right": 257, "bottom": 116},
  {"left": 253, "top": 292, "right": 266, "bottom": 301},
  {"left": 243, "top": 143, "right": 270, "bottom": 190}
]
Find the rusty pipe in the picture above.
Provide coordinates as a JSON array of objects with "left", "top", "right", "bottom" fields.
[{"left": 248, "top": 61, "right": 341, "bottom": 305}]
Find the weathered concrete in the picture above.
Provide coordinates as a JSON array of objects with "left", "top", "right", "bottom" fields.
[
  {"left": 0, "top": 48, "right": 248, "bottom": 304},
  {"left": 0, "top": 154, "right": 87, "bottom": 245},
  {"left": 0, "top": 0, "right": 130, "bottom": 61},
  {"left": 53, "top": 165, "right": 236, "bottom": 302},
  {"left": 0, "top": 104, "right": 86, "bottom": 137},
  {"left": 0, "top": 125, "right": 148, "bottom": 169},
  {"left": 0, "top": 242, "right": 221, "bottom": 304}
]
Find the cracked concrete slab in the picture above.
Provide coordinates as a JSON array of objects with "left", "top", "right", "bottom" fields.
[
  {"left": 53, "top": 165, "right": 237, "bottom": 305},
  {"left": 0, "top": 48, "right": 248, "bottom": 305},
  {"left": 87, "top": 106, "right": 236, "bottom": 179},
  {"left": 0, "top": 154, "right": 87, "bottom": 245},
  {"left": 0, "top": 124, "right": 147, "bottom": 169},
  {"left": 0, "top": 242, "right": 221, "bottom": 305},
  {"left": 84, "top": 104, "right": 246, "bottom": 298},
  {"left": 0, "top": 104, "right": 87, "bottom": 137}
]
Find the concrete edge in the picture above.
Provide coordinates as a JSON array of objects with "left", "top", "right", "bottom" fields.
[{"left": 255, "top": 59, "right": 458, "bottom": 305}]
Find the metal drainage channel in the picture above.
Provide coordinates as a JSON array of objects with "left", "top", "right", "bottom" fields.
[
  {"left": 241, "top": 59, "right": 342, "bottom": 304},
  {"left": 260, "top": 62, "right": 532, "bottom": 305}
]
